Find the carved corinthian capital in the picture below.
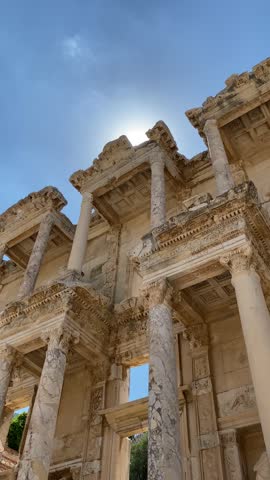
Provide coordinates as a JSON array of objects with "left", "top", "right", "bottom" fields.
[
  {"left": 42, "top": 326, "right": 79, "bottom": 355},
  {"left": 0, "top": 344, "right": 16, "bottom": 363},
  {"left": 144, "top": 278, "right": 173, "bottom": 308},
  {"left": 183, "top": 324, "right": 209, "bottom": 351},
  {"left": 220, "top": 244, "right": 255, "bottom": 275}
]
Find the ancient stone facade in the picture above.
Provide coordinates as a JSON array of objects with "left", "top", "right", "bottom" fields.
[{"left": 1, "top": 57, "right": 270, "bottom": 479}]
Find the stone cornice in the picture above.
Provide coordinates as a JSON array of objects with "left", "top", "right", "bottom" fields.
[
  {"left": 146, "top": 120, "right": 187, "bottom": 170},
  {"left": 186, "top": 57, "right": 270, "bottom": 135},
  {"left": 114, "top": 296, "right": 147, "bottom": 325},
  {"left": 70, "top": 135, "right": 137, "bottom": 192},
  {"left": 0, "top": 279, "right": 111, "bottom": 341},
  {"left": 136, "top": 182, "right": 270, "bottom": 280},
  {"left": 0, "top": 187, "right": 66, "bottom": 235}
]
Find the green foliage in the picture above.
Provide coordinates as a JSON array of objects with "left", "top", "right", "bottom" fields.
[
  {"left": 129, "top": 432, "right": 148, "bottom": 480},
  {"left": 7, "top": 412, "right": 27, "bottom": 451}
]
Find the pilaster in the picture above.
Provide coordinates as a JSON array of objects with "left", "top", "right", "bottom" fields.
[
  {"left": 184, "top": 324, "right": 225, "bottom": 480},
  {"left": 219, "top": 429, "right": 245, "bottom": 479}
]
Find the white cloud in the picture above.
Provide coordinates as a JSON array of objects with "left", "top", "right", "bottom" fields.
[{"left": 62, "top": 34, "right": 95, "bottom": 62}]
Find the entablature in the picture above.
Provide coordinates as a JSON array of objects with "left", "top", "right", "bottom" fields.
[
  {"left": 135, "top": 182, "right": 270, "bottom": 286},
  {"left": 70, "top": 122, "right": 187, "bottom": 224},
  {"left": 0, "top": 187, "right": 75, "bottom": 271},
  {"left": 0, "top": 279, "right": 112, "bottom": 362},
  {"left": 186, "top": 57, "right": 270, "bottom": 164}
]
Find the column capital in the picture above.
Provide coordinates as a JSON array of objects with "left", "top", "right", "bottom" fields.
[
  {"left": 42, "top": 326, "right": 79, "bottom": 355},
  {"left": 0, "top": 344, "right": 17, "bottom": 362},
  {"left": 149, "top": 151, "right": 166, "bottom": 168},
  {"left": 204, "top": 118, "right": 218, "bottom": 133},
  {"left": 81, "top": 191, "right": 93, "bottom": 202},
  {"left": 183, "top": 324, "right": 209, "bottom": 352},
  {"left": 219, "top": 429, "right": 239, "bottom": 446},
  {"left": 220, "top": 244, "right": 256, "bottom": 275},
  {"left": 144, "top": 278, "right": 173, "bottom": 308}
]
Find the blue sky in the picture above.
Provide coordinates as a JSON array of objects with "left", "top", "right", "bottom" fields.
[
  {"left": 1, "top": 0, "right": 270, "bottom": 222},
  {"left": 1, "top": 1, "right": 269, "bottom": 400}
]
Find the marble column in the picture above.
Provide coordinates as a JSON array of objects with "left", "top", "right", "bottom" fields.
[
  {"left": 221, "top": 248, "right": 270, "bottom": 461},
  {"left": 67, "top": 191, "right": 93, "bottom": 273},
  {"left": 147, "top": 279, "right": 182, "bottom": 480},
  {"left": 18, "top": 213, "right": 54, "bottom": 299},
  {"left": 204, "top": 119, "right": 234, "bottom": 195},
  {"left": 0, "top": 345, "right": 16, "bottom": 422},
  {"left": 17, "top": 326, "right": 75, "bottom": 480},
  {"left": 149, "top": 153, "right": 166, "bottom": 229}
]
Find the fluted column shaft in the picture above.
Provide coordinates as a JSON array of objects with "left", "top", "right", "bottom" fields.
[
  {"left": 147, "top": 280, "right": 182, "bottom": 480},
  {"left": 0, "top": 346, "right": 16, "bottom": 421},
  {"left": 223, "top": 250, "right": 270, "bottom": 461},
  {"left": 204, "top": 119, "right": 234, "bottom": 195},
  {"left": 17, "top": 327, "right": 74, "bottom": 480},
  {"left": 67, "top": 191, "right": 93, "bottom": 273},
  {"left": 150, "top": 154, "right": 166, "bottom": 229},
  {"left": 18, "top": 214, "right": 54, "bottom": 299}
]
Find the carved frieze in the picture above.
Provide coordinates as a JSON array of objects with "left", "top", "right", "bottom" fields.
[
  {"left": 137, "top": 182, "right": 270, "bottom": 281},
  {"left": 217, "top": 384, "right": 257, "bottom": 417}
]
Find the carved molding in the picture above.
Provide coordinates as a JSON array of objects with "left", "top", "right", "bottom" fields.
[
  {"left": 0, "top": 186, "right": 66, "bottom": 234},
  {"left": 42, "top": 325, "right": 80, "bottom": 355},
  {"left": 183, "top": 324, "right": 209, "bottom": 351},
  {"left": 144, "top": 278, "right": 173, "bottom": 308}
]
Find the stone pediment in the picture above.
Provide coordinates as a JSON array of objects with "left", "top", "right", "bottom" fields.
[
  {"left": 70, "top": 135, "right": 135, "bottom": 192},
  {"left": 146, "top": 120, "right": 187, "bottom": 168},
  {"left": 186, "top": 57, "right": 270, "bottom": 135},
  {"left": 0, "top": 187, "right": 66, "bottom": 234}
]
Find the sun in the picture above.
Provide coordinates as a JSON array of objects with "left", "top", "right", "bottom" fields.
[{"left": 125, "top": 128, "right": 148, "bottom": 146}]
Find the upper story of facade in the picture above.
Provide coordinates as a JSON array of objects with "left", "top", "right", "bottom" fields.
[{"left": 1, "top": 56, "right": 270, "bottom": 315}]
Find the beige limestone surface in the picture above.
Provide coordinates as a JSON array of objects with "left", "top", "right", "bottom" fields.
[{"left": 1, "top": 56, "right": 270, "bottom": 479}]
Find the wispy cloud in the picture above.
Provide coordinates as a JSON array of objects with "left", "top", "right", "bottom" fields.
[{"left": 61, "top": 34, "right": 95, "bottom": 63}]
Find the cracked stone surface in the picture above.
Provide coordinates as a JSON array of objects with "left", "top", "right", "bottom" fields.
[
  {"left": 0, "top": 345, "right": 15, "bottom": 421},
  {"left": 17, "top": 330, "right": 70, "bottom": 480},
  {"left": 18, "top": 214, "right": 54, "bottom": 299},
  {"left": 150, "top": 154, "right": 166, "bottom": 229},
  {"left": 148, "top": 303, "right": 182, "bottom": 480},
  {"left": 204, "top": 119, "right": 234, "bottom": 195}
]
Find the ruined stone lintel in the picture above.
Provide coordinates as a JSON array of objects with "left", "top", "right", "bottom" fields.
[
  {"left": 17, "top": 213, "right": 55, "bottom": 300},
  {"left": 67, "top": 191, "right": 93, "bottom": 273},
  {"left": 149, "top": 151, "right": 166, "bottom": 229},
  {"left": 204, "top": 118, "right": 234, "bottom": 195},
  {"left": 17, "top": 326, "right": 78, "bottom": 480}
]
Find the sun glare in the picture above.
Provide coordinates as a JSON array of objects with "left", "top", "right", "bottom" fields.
[{"left": 126, "top": 128, "right": 148, "bottom": 146}]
